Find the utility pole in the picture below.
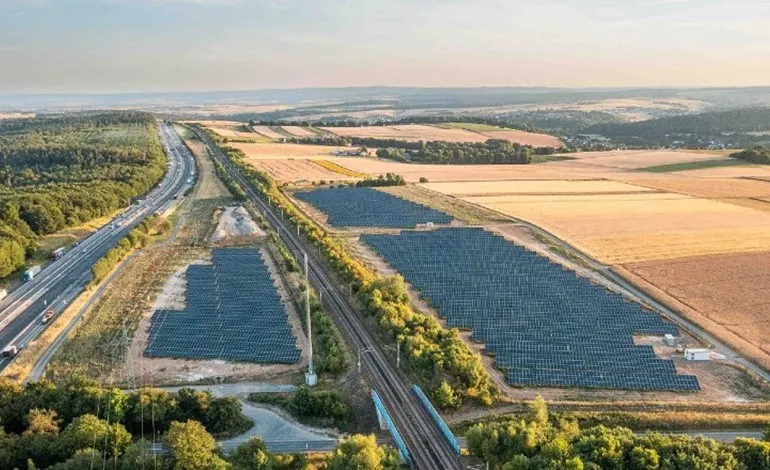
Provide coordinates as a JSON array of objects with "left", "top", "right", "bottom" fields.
[{"left": 304, "top": 252, "right": 317, "bottom": 386}]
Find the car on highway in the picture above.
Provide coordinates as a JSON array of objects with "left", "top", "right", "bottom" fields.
[
  {"left": 41, "top": 310, "right": 55, "bottom": 324},
  {"left": 2, "top": 345, "right": 19, "bottom": 358}
]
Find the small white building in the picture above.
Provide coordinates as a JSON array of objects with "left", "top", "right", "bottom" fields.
[
  {"left": 664, "top": 334, "right": 677, "bottom": 347},
  {"left": 684, "top": 348, "right": 711, "bottom": 361}
]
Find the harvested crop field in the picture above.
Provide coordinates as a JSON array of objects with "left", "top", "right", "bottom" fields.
[
  {"left": 460, "top": 192, "right": 770, "bottom": 264},
  {"left": 193, "top": 120, "right": 256, "bottom": 139},
  {"left": 420, "top": 180, "right": 655, "bottom": 197},
  {"left": 674, "top": 165, "right": 770, "bottom": 178},
  {"left": 320, "top": 157, "right": 610, "bottom": 182},
  {"left": 252, "top": 126, "right": 285, "bottom": 139},
  {"left": 321, "top": 124, "right": 488, "bottom": 143},
  {"left": 280, "top": 126, "right": 315, "bottom": 137},
  {"left": 616, "top": 176, "right": 770, "bottom": 199},
  {"left": 251, "top": 159, "right": 360, "bottom": 183},
  {"left": 620, "top": 251, "right": 770, "bottom": 370},
  {"left": 481, "top": 129, "right": 563, "bottom": 147},
  {"left": 560, "top": 150, "right": 729, "bottom": 170},
  {"left": 234, "top": 142, "right": 347, "bottom": 160}
]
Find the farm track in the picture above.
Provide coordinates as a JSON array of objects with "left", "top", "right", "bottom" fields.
[{"left": 191, "top": 126, "right": 461, "bottom": 470}]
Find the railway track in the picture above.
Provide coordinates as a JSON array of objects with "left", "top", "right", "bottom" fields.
[{"left": 191, "top": 126, "right": 461, "bottom": 470}]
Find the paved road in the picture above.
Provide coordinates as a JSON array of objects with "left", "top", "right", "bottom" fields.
[{"left": 0, "top": 122, "right": 194, "bottom": 371}]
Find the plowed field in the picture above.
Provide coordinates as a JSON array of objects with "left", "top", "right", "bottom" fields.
[{"left": 622, "top": 251, "right": 770, "bottom": 370}]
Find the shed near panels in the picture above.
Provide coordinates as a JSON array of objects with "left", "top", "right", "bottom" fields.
[{"left": 684, "top": 348, "right": 711, "bottom": 361}]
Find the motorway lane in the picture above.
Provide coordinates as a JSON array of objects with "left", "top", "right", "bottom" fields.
[{"left": 0, "top": 122, "right": 194, "bottom": 370}]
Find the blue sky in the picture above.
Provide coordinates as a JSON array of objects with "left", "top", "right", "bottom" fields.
[{"left": 1, "top": 0, "right": 769, "bottom": 93}]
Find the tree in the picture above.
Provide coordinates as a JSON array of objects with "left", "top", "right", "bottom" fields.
[
  {"left": 58, "top": 414, "right": 131, "bottom": 460},
  {"left": 164, "top": 420, "right": 228, "bottom": 470},
  {"left": 48, "top": 448, "right": 105, "bottom": 470},
  {"left": 628, "top": 446, "right": 659, "bottom": 470},
  {"left": 228, "top": 438, "right": 271, "bottom": 470},
  {"left": 326, "top": 434, "right": 400, "bottom": 470},
  {"left": 432, "top": 381, "right": 460, "bottom": 410},
  {"left": 119, "top": 439, "right": 161, "bottom": 470},
  {"left": 24, "top": 409, "right": 61, "bottom": 436},
  {"left": 177, "top": 388, "right": 212, "bottom": 423},
  {"left": 206, "top": 397, "right": 250, "bottom": 436}
]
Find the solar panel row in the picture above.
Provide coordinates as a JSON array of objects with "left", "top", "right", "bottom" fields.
[
  {"left": 362, "top": 228, "right": 699, "bottom": 392},
  {"left": 144, "top": 248, "right": 301, "bottom": 364},
  {"left": 294, "top": 187, "right": 452, "bottom": 228}
]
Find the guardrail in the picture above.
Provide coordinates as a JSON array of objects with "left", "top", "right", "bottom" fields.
[{"left": 412, "top": 385, "right": 461, "bottom": 455}]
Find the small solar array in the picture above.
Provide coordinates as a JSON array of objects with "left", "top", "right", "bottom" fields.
[
  {"left": 363, "top": 228, "right": 700, "bottom": 391},
  {"left": 293, "top": 187, "right": 452, "bottom": 228},
  {"left": 145, "top": 248, "right": 301, "bottom": 364}
]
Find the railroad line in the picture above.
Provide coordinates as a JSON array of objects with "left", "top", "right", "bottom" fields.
[{"left": 192, "top": 126, "right": 461, "bottom": 470}]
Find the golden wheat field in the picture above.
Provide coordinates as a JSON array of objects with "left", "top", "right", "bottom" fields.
[
  {"left": 251, "top": 159, "right": 360, "bottom": 183},
  {"left": 192, "top": 120, "right": 256, "bottom": 139},
  {"left": 420, "top": 179, "right": 655, "bottom": 197},
  {"left": 617, "top": 176, "right": 770, "bottom": 199},
  {"left": 559, "top": 150, "right": 729, "bottom": 170},
  {"left": 621, "top": 251, "right": 770, "bottom": 370},
  {"left": 233, "top": 142, "right": 348, "bottom": 160},
  {"left": 675, "top": 165, "right": 770, "bottom": 178},
  {"left": 280, "top": 126, "right": 315, "bottom": 137},
  {"left": 458, "top": 192, "right": 770, "bottom": 264},
  {"left": 481, "top": 129, "right": 564, "bottom": 147},
  {"left": 251, "top": 126, "right": 285, "bottom": 139},
  {"left": 321, "top": 124, "right": 489, "bottom": 143}
]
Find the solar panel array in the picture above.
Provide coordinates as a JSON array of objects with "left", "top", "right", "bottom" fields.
[
  {"left": 145, "top": 248, "right": 301, "bottom": 364},
  {"left": 363, "top": 228, "right": 699, "bottom": 391},
  {"left": 294, "top": 187, "right": 452, "bottom": 228}
]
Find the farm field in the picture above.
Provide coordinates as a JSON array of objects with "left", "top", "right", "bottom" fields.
[
  {"left": 251, "top": 159, "right": 361, "bottom": 183},
  {"left": 252, "top": 125, "right": 285, "bottom": 139},
  {"left": 191, "top": 120, "right": 258, "bottom": 139},
  {"left": 233, "top": 142, "right": 347, "bottom": 160},
  {"left": 616, "top": 175, "right": 770, "bottom": 199},
  {"left": 619, "top": 251, "right": 770, "bottom": 371},
  {"left": 321, "top": 123, "right": 564, "bottom": 147},
  {"left": 456, "top": 192, "right": 770, "bottom": 264},
  {"left": 420, "top": 180, "right": 655, "bottom": 197},
  {"left": 280, "top": 125, "right": 315, "bottom": 137},
  {"left": 559, "top": 150, "right": 730, "bottom": 170},
  {"left": 321, "top": 124, "right": 488, "bottom": 143}
]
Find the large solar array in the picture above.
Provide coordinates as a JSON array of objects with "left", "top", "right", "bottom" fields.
[
  {"left": 145, "top": 248, "right": 301, "bottom": 364},
  {"left": 294, "top": 187, "right": 452, "bottom": 228},
  {"left": 363, "top": 228, "right": 700, "bottom": 391}
]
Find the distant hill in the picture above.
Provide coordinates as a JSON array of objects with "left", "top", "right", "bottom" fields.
[{"left": 586, "top": 107, "right": 770, "bottom": 147}]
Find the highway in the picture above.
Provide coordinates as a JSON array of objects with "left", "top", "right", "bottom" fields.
[
  {"left": 0, "top": 121, "right": 195, "bottom": 371},
  {"left": 193, "top": 126, "right": 462, "bottom": 470}
]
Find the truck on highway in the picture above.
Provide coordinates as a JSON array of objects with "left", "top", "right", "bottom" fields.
[
  {"left": 23, "top": 266, "right": 41, "bottom": 282},
  {"left": 51, "top": 247, "right": 65, "bottom": 260},
  {"left": 2, "top": 345, "right": 19, "bottom": 358},
  {"left": 0, "top": 289, "right": 6, "bottom": 302}
]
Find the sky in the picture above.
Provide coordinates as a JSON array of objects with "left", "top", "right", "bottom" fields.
[{"left": 1, "top": 0, "right": 769, "bottom": 93}]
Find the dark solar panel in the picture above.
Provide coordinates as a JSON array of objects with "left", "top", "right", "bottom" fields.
[
  {"left": 144, "top": 248, "right": 301, "bottom": 364},
  {"left": 294, "top": 187, "right": 452, "bottom": 228},
  {"left": 362, "top": 228, "right": 699, "bottom": 392}
]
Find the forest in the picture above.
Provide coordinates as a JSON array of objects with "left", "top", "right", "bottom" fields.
[
  {"left": 286, "top": 136, "right": 537, "bottom": 164},
  {"left": 586, "top": 106, "right": 770, "bottom": 147},
  {"left": 466, "top": 397, "right": 770, "bottom": 470},
  {"left": 0, "top": 377, "right": 398, "bottom": 469},
  {"left": 731, "top": 146, "right": 770, "bottom": 164},
  {"left": 0, "top": 112, "right": 167, "bottom": 279}
]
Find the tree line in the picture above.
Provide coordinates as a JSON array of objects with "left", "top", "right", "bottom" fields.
[
  {"left": 284, "top": 135, "right": 542, "bottom": 165},
  {"left": 466, "top": 397, "right": 770, "bottom": 469},
  {"left": 0, "top": 112, "right": 167, "bottom": 279},
  {"left": 731, "top": 146, "right": 770, "bottom": 164},
  {"left": 586, "top": 106, "right": 770, "bottom": 148},
  {"left": 0, "top": 377, "right": 398, "bottom": 470}
]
